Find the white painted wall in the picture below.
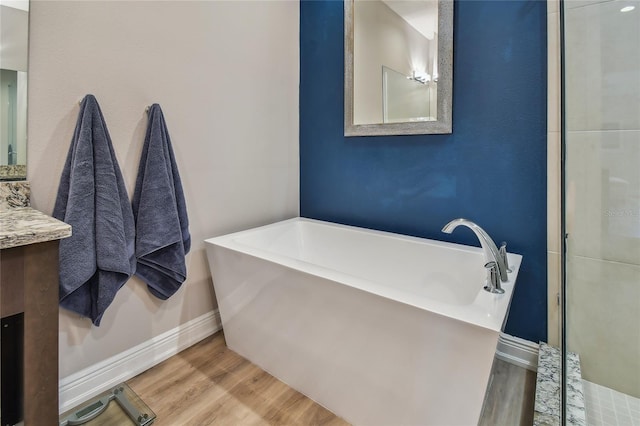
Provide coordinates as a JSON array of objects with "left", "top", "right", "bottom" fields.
[{"left": 27, "top": 0, "right": 299, "bottom": 380}]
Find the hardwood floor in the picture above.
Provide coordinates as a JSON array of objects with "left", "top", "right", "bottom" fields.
[
  {"left": 127, "top": 332, "right": 347, "bottom": 425},
  {"left": 479, "top": 358, "right": 537, "bottom": 426},
  {"left": 121, "top": 331, "right": 535, "bottom": 425}
]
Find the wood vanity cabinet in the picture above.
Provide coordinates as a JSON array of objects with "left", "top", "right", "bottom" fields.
[{"left": 1, "top": 240, "right": 61, "bottom": 425}]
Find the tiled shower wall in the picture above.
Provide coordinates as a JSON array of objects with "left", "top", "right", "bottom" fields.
[
  {"left": 547, "top": 0, "right": 561, "bottom": 348},
  {"left": 561, "top": 0, "right": 640, "bottom": 399}
]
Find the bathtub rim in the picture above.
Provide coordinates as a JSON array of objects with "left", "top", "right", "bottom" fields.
[{"left": 205, "top": 217, "right": 522, "bottom": 333}]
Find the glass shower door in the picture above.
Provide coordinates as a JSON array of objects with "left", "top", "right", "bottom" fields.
[{"left": 563, "top": 0, "right": 640, "bottom": 424}]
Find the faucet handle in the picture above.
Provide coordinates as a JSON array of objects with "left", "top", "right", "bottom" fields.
[
  {"left": 499, "top": 242, "right": 513, "bottom": 273},
  {"left": 484, "top": 261, "right": 505, "bottom": 294}
]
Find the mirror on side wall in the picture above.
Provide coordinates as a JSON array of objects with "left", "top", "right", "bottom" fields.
[
  {"left": 0, "top": 0, "right": 29, "bottom": 180},
  {"left": 345, "top": 0, "right": 453, "bottom": 136}
]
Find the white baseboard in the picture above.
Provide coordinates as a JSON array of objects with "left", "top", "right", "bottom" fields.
[
  {"left": 58, "top": 309, "right": 222, "bottom": 413},
  {"left": 496, "top": 333, "right": 539, "bottom": 371}
]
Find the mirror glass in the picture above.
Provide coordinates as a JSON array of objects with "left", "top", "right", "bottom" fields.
[
  {"left": 0, "top": 0, "right": 28, "bottom": 180},
  {"left": 345, "top": 0, "right": 453, "bottom": 136}
]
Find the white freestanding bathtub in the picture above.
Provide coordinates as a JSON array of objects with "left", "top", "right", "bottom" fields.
[{"left": 205, "top": 218, "right": 522, "bottom": 425}]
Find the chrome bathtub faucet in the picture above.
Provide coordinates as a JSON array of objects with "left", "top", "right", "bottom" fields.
[
  {"left": 441, "top": 218, "right": 509, "bottom": 292},
  {"left": 483, "top": 261, "right": 504, "bottom": 294}
]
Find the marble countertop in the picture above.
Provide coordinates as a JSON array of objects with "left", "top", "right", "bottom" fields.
[{"left": 0, "top": 207, "right": 71, "bottom": 250}]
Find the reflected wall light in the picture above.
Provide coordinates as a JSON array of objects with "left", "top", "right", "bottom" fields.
[{"left": 408, "top": 70, "right": 431, "bottom": 84}]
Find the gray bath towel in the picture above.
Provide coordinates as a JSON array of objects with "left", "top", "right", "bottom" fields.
[
  {"left": 53, "top": 94, "right": 136, "bottom": 326},
  {"left": 132, "top": 104, "right": 190, "bottom": 300}
]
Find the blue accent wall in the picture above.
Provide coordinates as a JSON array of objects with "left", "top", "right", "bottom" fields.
[{"left": 300, "top": 0, "right": 547, "bottom": 342}]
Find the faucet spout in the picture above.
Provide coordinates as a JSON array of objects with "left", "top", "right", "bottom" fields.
[{"left": 442, "top": 218, "right": 508, "bottom": 282}]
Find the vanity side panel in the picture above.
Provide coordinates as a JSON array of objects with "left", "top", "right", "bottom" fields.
[
  {"left": 0, "top": 246, "right": 25, "bottom": 317},
  {"left": 22, "top": 240, "right": 59, "bottom": 425}
]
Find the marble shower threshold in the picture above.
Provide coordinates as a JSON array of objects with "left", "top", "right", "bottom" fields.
[{"left": 534, "top": 342, "right": 587, "bottom": 425}]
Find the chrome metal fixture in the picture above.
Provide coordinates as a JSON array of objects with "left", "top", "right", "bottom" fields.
[
  {"left": 407, "top": 70, "right": 431, "bottom": 84},
  {"left": 484, "top": 261, "right": 504, "bottom": 294},
  {"left": 441, "top": 218, "right": 510, "bottom": 288}
]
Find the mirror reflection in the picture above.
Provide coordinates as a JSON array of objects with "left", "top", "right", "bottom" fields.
[
  {"left": 382, "top": 65, "right": 434, "bottom": 123},
  {"left": 355, "top": 0, "right": 439, "bottom": 125},
  {"left": 0, "top": 0, "right": 28, "bottom": 180},
  {"left": 345, "top": 0, "right": 453, "bottom": 136}
]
